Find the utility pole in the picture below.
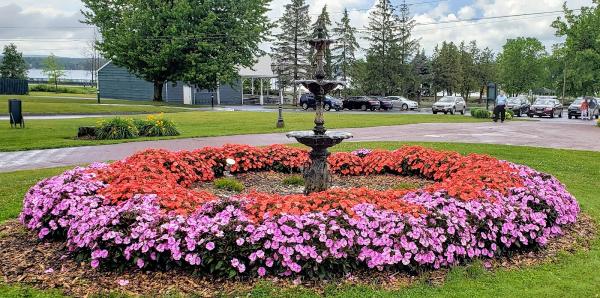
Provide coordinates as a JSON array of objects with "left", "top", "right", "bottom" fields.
[{"left": 561, "top": 60, "right": 567, "bottom": 102}]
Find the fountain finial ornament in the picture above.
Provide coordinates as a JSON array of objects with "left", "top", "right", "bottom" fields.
[{"left": 286, "top": 23, "right": 353, "bottom": 194}]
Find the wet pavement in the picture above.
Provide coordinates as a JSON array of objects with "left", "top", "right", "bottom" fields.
[{"left": 1, "top": 120, "right": 599, "bottom": 172}]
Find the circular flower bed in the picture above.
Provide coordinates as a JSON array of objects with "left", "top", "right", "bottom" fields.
[{"left": 20, "top": 145, "right": 580, "bottom": 278}]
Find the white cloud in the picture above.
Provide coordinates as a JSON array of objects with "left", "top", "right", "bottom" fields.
[
  {"left": 413, "top": 0, "right": 594, "bottom": 55},
  {"left": 0, "top": 0, "right": 596, "bottom": 60}
]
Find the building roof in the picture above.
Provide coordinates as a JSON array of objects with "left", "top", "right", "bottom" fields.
[{"left": 239, "top": 55, "right": 275, "bottom": 78}]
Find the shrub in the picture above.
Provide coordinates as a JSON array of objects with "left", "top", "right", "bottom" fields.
[
  {"left": 214, "top": 177, "right": 245, "bottom": 192},
  {"left": 29, "top": 84, "right": 96, "bottom": 94},
  {"left": 596, "top": 119, "right": 600, "bottom": 127},
  {"left": 470, "top": 108, "right": 492, "bottom": 119},
  {"left": 134, "top": 114, "right": 179, "bottom": 137},
  {"left": 393, "top": 181, "right": 420, "bottom": 190},
  {"left": 471, "top": 108, "right": 513, "bottom": 120},
  {"left": 95, "top": 118, "right": 138, "bottom": 140},
  {"left": 282, "top": 175, "right": 305, "bottom": 186}
]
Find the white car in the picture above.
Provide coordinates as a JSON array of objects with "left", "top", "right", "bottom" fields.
[
  {"left": 385, "top": 96, "right": 419, "bottom": 110},
  {"left": 432, "top": 96, "right": 467, "bottom": 115}
]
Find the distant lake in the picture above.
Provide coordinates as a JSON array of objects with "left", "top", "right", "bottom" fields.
[{"left": 28, "top": 69, "right": 91, "bottom": 80}]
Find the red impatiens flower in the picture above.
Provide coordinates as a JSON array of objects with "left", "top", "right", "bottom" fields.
[{"left": 92, "top": 144, "right": 524, "bottom": 217}]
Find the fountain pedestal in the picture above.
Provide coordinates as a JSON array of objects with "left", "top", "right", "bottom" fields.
[{"left": 287, "top": 131, "right": 352, "bottom": 194}]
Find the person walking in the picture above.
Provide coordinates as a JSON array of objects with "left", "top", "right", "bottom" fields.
[
  {"left": 494, "top": 91, "right": 508, "bottom": 123},
  {"left": 580, "top": 98, "right": 590, "bottom": 120}
]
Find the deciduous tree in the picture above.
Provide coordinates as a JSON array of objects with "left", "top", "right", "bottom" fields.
[
  {"left": 42, "top": 54, "right": 65, "bottom": 91},
  {"left": 552, "top": 1, "right": 600, "bottom": 96},
  {"left": 82, "top": 0, "right": 270, "bottom": 101},
  {"left": 497, "top": 37, "right": 546, "bottom": 96}
]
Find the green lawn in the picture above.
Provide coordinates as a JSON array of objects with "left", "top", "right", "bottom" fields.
[
  {"left": 0, "top": 112, "right": 486, "bottom": 151},
  {"left": 1, "top": 95, "right": 192, "bottom": 115},
  {"left": 0, "top": 142, "right": 599, "bottom": 297}
]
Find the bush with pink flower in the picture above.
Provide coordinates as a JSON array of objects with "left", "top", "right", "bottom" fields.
[{"left": 19, "top": 145, "right": 580, "bottom": 278}]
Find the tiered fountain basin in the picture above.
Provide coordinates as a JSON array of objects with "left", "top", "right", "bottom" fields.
[{"left": 20, "top": 144, "right": 580, "bottom": 278}]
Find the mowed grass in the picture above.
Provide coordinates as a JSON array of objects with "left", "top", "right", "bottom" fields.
[
  {"left": 0, "top": 142, "right": 599, "bottom": 297},
  {"left": 1, "top": 95, "right": 191, "bottom": 115},
  {"left": 0, "top": 111, "right": 485, "bottom": 151}
]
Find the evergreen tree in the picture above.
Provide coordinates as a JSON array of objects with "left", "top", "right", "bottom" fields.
[
  {"left": 332, "top": 9, "right": 360, "bottom": 95},
  {"left": 365, "top": 0, "right": 400, "bottom": 96},
  {"left": 271, "top": 0, "right": 311, "bottom": 104},
  {"left": 0, "top": 44, "right": 28, "bottom": 79},
  {"left": 396, "top": 0, "right": 420, "bottom": 95},
  {"left": 432, "top": 42, "right": 461, "bottom": 96},
  {"left": 457, "top": 41, "right": 477, "bottom": 100},
  {"left": 407, "top": 49, "right": 431, "bottom": 102},
  {"left": 309, "top": 5, "right": 333, "bottom": 78}
]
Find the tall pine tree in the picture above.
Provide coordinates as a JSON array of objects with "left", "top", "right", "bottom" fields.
[
  {"left": 309, "top": 5, "right": 333, "bottom": 79},
  {"left": 396, "top": 0, "right": 420, "bottom": 95},
  {"left": 271, "top": 0, "right": 311, "bottom": 104},
  {"left": 0, "top": 44, "right": 28, "bottom": 79},
  {"left": 332, "top": 9, "right": 359, "bottom": 83},
  {"left": 365, "top": 0, "right": 400, "bottom": 96}
]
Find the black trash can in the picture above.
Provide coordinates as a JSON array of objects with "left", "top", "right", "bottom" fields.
[{"left": 9, "top": 99, "right": 24, "bottom": 128}]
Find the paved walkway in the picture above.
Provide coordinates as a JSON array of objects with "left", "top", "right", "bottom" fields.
[{"left": 1, "top": 121, "right": 599, "bottom": 172}]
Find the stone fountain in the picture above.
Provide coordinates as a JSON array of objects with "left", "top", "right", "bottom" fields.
[{"left": 286, "top": 26, "right": 353, "bottom": 195}]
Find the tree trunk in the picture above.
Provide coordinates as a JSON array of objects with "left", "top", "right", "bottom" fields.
[
  {"left": 479, "top": 86, "right": 484, "bottom": 104},
  {"left": 153, "top": 81, "right": 164, "bottom": 102}
]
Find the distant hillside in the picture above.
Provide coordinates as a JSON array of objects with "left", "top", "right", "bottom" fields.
[{"left": 0, "top": 55, "right": 107, "bottom": 70}]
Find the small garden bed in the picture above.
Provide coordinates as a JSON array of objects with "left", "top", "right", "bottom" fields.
[{"left": 11, "top": 144, "right": 584, "bottom": 295}]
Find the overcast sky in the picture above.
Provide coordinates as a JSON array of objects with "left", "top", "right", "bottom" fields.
[{"left": 0, "top": 0, "right": 593, "bottom": 60}]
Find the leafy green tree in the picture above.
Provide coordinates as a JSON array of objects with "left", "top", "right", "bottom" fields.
[
  {"left": 271, "top": 0, "right": 311, "bottom": 104},
  {"left": 332, "top": 8, "right": 360, "bottom": 84},
  {"left": 0, "top": 43, "right": 28, "bottom": 79},
  {"left": 432, "top": 42, "right": 461, "bottom": 96},
  {"left": 309, "top": 5, "right": 333, "bottom": 79},
  {"left": 552, "top": 1, "right": 600, "bottom": 96},
  {"left": 497, "top": 37, "right": 547, "bottom": 96},
  {"left": 83, "top": 0, "right": 270, "bottom": 101},
  {"left": 42, "top": 54, "right": 65, "bottom": 91},
  {"left": 365, "top": 0, "right": 400, "bottom": 96},
  {"left": 474, "top": 46, "right": 496, "bottom": 103},
  {"left": 178, "top": 1, "right": 271, "bottom": 92}
]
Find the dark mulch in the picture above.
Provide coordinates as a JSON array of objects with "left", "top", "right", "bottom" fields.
[
  {"left": 197, "top": 172, "right": 432, "bottom": 196},
  {"left": 0, "top": 214, "right": 596, "bottom": 297}
]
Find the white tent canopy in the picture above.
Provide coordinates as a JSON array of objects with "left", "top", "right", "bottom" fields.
[{"left": 239, "top": 55, "right": 277, "bottom": 105}]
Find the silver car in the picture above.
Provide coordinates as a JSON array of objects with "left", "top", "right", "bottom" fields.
[
  {"left": 385, "top": 96, "right": 419, "bottom": 110},
  {"left": 432, "top": 96, "right": 466, "bottom": 115}
]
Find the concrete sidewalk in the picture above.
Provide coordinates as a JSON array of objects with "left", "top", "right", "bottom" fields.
[{"left": 1, "top": 121, "right": 599, "bottom": 172}]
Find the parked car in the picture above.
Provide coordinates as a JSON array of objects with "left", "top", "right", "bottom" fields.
[
  {"left": 528, "top": 97, "right": 563, "bottom": 118},
  {"left": 385, "top": 96, "right": 419, "bottom": 110},
  {"left": 299, "top": 93, "right": 343, "bottom": 111},
  {"left": 373, "top": 97, "right": 394, "bottom": 111},
  {"left": 568, "top": 97, "right": 599, "bottom": 119},
  {"left": 506, "top": 96, "right": 531, "bottom": 117},
  {"left": 432, "top": 96, "right": 466, "bottom": 115},
  {"left": 343, "top": 96, "right": 381, "bottom": 111}
]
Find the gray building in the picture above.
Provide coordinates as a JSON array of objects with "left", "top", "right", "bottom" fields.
[{"left": 98, "top": 56, "right": 276, "bottom": 105}]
